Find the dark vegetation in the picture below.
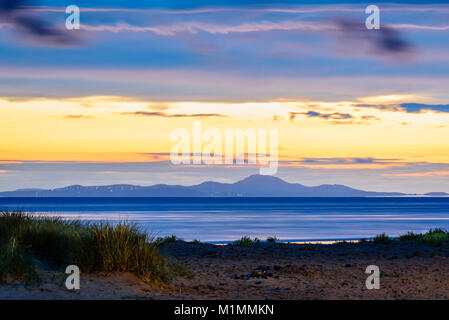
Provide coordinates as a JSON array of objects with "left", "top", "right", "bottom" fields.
[
  {"left": 0, "top": 211, "right": 187, "bottom": 286},
  {"left": 374, "top": 228, "right": 449, "bottom": 246}
]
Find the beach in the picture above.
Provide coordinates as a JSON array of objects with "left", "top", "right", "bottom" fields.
[{"left": 2, "top": 240, "right": 449, "bottom": 300}]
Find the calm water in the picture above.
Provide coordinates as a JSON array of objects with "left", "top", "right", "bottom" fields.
[{"left": 1, "top": 197, "right": 449, "bottom": 243}]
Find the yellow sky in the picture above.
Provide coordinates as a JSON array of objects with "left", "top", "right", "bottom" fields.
[{"left": 1, "top": 95, "right": 448, "bottom": 165}]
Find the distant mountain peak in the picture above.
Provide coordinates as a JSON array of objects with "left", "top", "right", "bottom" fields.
[
  {"left": 235, "top": 174, "right": 289, "bottom": 184},
  {"left": 0, "top": 175, "right": 443, "bottom": 197}
]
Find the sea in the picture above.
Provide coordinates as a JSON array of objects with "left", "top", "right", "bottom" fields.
[{"left": 1, "top": 197, "right": 448, "bottom": 244}]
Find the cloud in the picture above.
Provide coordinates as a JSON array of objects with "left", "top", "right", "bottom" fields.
[
  {"left": 288, "top": 110, "right": 384, "bottom": 125},
  {"left": 22, "top": 5, "right": 362, "bottom": 15},
  {"left": 0, "top": 0, "right": 82, "bottom": 47},
  {"left": 276, "top": 158, "right": 449, "bottom": 173},
  {"left": 301, "top": 157, "right": 400, "bottom": 164},
  {"left": 361, "top": 115, "right": 381, "bottom": 121},
  {"left": 294, "top": 157, "right": 401, "bottom": 165},
  {"left": 147, "top": 103, "right": 171, "bottom": 111},
  {"left": 335, "top": 16, "right": 414, "bottom": 57},
  {"left": 391, "top": 24, "right": 449, "bottom": 31},
  {"left": 77, "top": 20, "right": 449, "bottom": 38},
  {"left": 290, "top": 111, "right": 354, "bottom": 121},
  {"left": 120, "top": 111, "right": 227, "bottom": 118},
  {"left": 275, "top": 156, "right": 408, "bottom": 170},
  {"left": 22, "top": 3, "right": 449, "bottom": 15},
  {"left": 83, "top": 20, "right": 335, "bottom": 36},
  {"left": 62, "top": 115, "right": 94, "bottom": 119},
  {"left": 383, "top": 171, "right": 449, "bottom": 177}
]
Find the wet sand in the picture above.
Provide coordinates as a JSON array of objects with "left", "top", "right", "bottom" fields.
[{"left": 2, "top": 240, "right": 449, "bottom": 300}]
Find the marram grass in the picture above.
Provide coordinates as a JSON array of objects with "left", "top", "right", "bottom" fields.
[
  {"left": 374, "top": 228, "right": 449, "bottom": 246},
  {"left": 232, "top": 236, "right": 260, "bottom": 246},
  {"left": 0, "top": 211, "right": 186, "bottom": 286}
]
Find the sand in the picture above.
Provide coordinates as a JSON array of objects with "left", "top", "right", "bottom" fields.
[{"left": 2, "top": 240, "right": 449, "bottom": 300}]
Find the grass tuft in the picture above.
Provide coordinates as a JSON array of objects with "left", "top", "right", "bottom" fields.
[
  {"left": 373, "top": 233, "right": 390, "bottom": 244},
  {"left": 398, "top": 229, "right": 449, "bottom": 246},
  {"left": 0, "top": 211, "right": 183, "bottom": 286},
  {"left": 398, "top": 232, "right": 421, "bottom": 241},
  {"left": 0, "top": 237, "right": 41, "bottom": 285},
  {"left": 155, "top": 235, "right": 183, "bottom": 245},
  {"left": 232, "top": 236, "right": 260, "bottom": 246},
  {"left": 420, "top": 228, "right": 449, "bottom": 246}
]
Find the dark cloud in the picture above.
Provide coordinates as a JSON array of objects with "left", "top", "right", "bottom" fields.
[
  {"left": 120, "top": 111, "right": 227, "bottom": 118},
  {"left": 298, "top": 157, "right": 400, "bottom": 165},
  {"left": 0, "top": 0, "right": 81, "bottom": 46},
  {"left": 336, "top": 16, "right": 413, "bottom": 57},
  {"left": 290, "top": 111, "right": 354, "bottom": 121}
]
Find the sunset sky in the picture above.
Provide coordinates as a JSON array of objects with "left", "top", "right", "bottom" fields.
[{"left": 1, "top": 0, "right": 449, "bottom": 193}]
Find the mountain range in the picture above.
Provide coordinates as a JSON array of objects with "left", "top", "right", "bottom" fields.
[{"left": 0, "top": 175, "right": 447, "bottom": 197}]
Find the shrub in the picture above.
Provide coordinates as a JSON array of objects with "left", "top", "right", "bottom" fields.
[
  {"left": 155, "top": 235, "right": 183, "bottom": 245},
  {"left": 232, "top": 236, "right": 260, "bottom": 246},
  {"left": 399, "top": 232, "right": 421, "bottom": 241},
  {"left": 266, "top": 237, "right": 278, "bottom": 243},
  {"left": 421, "top": 229, "right": 449, "bottom": 246},
  {"left": 397, "top": 229, "right": 449, "bottom": 246},
  {"left": 373, "top": 233, "right": 390, "bottom": 244}
]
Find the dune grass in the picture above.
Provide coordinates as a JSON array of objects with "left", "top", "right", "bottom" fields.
[
  {"left": 0, "top": 210, "right": 185, "bottom": 286},
  {"left": 373, "top": 233, "right": 391, "bottom": 244},
  {"left": 266, "top": 236, "right": 278, "bottom": 243},
  {"left": 232, "top": 236, "right": 260, "bottom": 246},
  {"left": 0, "top": 237, "right": 41, "bottom": 285},
  {"left": 373, "top": 228, "right": 449, "bottom": 246},
  {"left": 398, "top": 228, "right": 449, "bottom": 246},
  {"left": 155, "top": 234, "right": 183, "bottom": 245}
]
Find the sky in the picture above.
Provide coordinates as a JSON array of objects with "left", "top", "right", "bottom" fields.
[{"left": 1, "top": 0, "right": 449, "bottom": 193}]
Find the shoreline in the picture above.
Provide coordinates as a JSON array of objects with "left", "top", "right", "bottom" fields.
[{"left": 211, "top": 238, "right": 365, "bottom": 245}]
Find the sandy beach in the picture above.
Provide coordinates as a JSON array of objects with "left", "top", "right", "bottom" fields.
[{"left": 2, "top": 240, "right": 449, "bottom": 300}]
